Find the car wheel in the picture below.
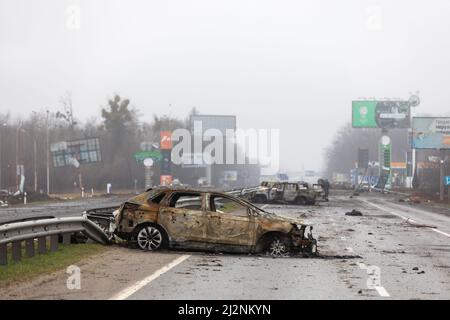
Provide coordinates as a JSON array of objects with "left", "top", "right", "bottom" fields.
[
  {"left": 295, "top": 196, "right": 307, "bottom": 205},
  {"left": 135, "top": 225, "right": 164, "bottom": 251},
  {"left": 254, "top": 195, "right": 267, "bottom": 203},
  {"left": 267, "top": 235, "right": 290, "bottom": 258}
]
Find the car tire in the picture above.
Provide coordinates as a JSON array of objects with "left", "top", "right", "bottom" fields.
[
  {"left": 134, "top": 224, "right": 166, "bottom": 251},
  {"left": 266, "top": 235, "right": 291, "bottom": 258},
  {"left": 254, "top": 195, "right": 267, "bottom": 203},
  {"left": 295, "top": 196, "right": 307, "bottom": 205}
]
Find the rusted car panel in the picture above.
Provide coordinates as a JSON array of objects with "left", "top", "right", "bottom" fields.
[{"left": 112, "top": 187, "right": 317, "bottom": 256}]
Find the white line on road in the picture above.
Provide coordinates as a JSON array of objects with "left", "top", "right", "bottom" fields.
[
  {"left": 375, "top": 286, "right": 390, "bottom": 297},
  {"left": 431, "top": 228, "right": 450, "bottom": 238},
  {"left": 358, "top": 263, "right": 390, "bottom": 297},
  {"left": 109, "top": 254, "right": 191, "bottom": 300},
  {"left": 361, "top": 199, "right": 450, "bottom": 238}
]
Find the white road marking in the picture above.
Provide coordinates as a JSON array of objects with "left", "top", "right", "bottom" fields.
[
  {"left": 261, "top": 204, "right": 269, "bottom": 209},
  {"left": 432, "top": 228, "right": 450, "bottom": 238},
  {"left": 345, "top": 247, "right": 353, "bottom": 253},
  {"left": 375, "top": 286, "right": 390, "bottom": 297},
  {"left": 358, "top": 263, "right": 390, "bottom": 297},
  {"left": 109, "top": 254, "right": 191, "bottom": 300},
  {"left": 362, "top": 199, "right": 450, "bottom": 238}
]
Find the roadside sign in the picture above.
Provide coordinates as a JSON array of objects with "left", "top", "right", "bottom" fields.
[
  {"left": 445, "top": 176, "right": 450, "bottom": 186},
  {"left": 223, "top": 170, "right": 238, "bottom": 181},
  {"left": 160, "top": 175, "right": 172, "bottom": 186},
  {"left": 160, "top": 131, "right": 172, "bottom": 150},
  {"left": 143, "top": 158, "right": 154, "bottom": 167},
  {"left": 412, "top": 117, "right": 450, "bottom": 149},
  {"left": 133, "top": 151, "right": 162, "bottom": 163}
]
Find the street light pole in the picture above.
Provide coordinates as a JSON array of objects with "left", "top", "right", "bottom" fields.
[
  {"left": 15, "top": 123, "right": 21, "bottom": 190},
  {"left": 0, "top": 123, "right": 4, "bottom": 189},
  {"left": 34, "top": 137, "right": 37, "bottom": 192},
  {"left": 46, "top": 110, "right": 50, "bottom": 195}
]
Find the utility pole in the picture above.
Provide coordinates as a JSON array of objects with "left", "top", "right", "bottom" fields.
[
  {"left": 34, "top": 137, "right": 37, "bottom": 192},
  {"left": 440, "top": 149, "right": 445, "bottom": 201},
  {"left": 46, "top": 110, "right": 50, "bottom": 194},
  {"left": 0, "top": 122, "right": 5, "bottom": 189},
  {"left": 15, "top": 123, "right": 21, "bottom": 190}
]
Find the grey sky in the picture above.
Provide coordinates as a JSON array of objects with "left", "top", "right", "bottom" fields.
[{"left": 1, "top": 0, "right": 450, "bottom": 172}]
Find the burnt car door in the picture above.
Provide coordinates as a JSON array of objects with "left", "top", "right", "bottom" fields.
[
  {"left": 157, "top": 191, "right": 207, "bottom": 244},
  {"left": 282, "top": 183, "right": 298, "bottom": 202},
  {"left": 270, "top": 183, "right": 283, "bottom": 201},
  {"left": 204, "top": 193, "right": 257, "bottom": 248}
]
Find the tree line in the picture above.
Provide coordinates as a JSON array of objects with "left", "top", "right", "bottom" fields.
[{"left": 0, "top": 94, "right": 196, "bottom": 194}]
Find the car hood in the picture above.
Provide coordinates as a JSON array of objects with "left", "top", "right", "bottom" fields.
[
  {"left": 126, "top": 193, "right": 149, "bottom": 206},
  {"left": 261, "top": 212, "right": 311, "bottom": 226}
]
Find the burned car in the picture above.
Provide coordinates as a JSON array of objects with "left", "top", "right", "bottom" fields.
[
  {"left": 251, "top": 182, "right": 316, "bottom": 205},
  {"left": 110, "top": 187, "right": 317, "bottom": 256}
]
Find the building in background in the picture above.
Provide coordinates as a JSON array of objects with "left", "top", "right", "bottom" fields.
[{"left": 172, "top": 114, "right": 260, "bottom": 188}]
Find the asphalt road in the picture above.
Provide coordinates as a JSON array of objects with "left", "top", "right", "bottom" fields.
[
  {"left": 0, "top": 195, "right": 129, "bottom": 224},
  {"left": 2, "top": 191, "right": 450, "bottom": 300},
  {"left": 124, "top": 192, "right": 450, "bottom": 300}
]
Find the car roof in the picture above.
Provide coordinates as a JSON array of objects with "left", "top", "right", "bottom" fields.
[{"left": 145, "top": 186, "right": 229, "bottom": 194}]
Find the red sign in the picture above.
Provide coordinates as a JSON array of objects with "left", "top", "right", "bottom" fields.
[
  {"left": 160, "top": 175, "right": 173, "bottom": 186},
  {"left": 160, "top": 131, "right": 172, "bottom": 150}
]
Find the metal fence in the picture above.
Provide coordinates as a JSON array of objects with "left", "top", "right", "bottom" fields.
[{"left": 0, "top": 216, "right": 110, "bottom": 266}]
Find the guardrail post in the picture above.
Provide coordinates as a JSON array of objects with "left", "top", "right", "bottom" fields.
[
  {"left": 0, "top": 243, "right": 7, "bottom": 265},
  {"left": 50, "top": 235, "right": 58, "bottom": 252},
  {"left": 12, "top": 241, "right": 21, "bottom": 262},
  {"left": 25, "top": 239, "right": 35, "bottom": 258},
  {"left": 38, "top": 237, "right": 46, "bottom": 254},
  {"left": 62, "top": 233, "right": 71, "bottom": 245}
]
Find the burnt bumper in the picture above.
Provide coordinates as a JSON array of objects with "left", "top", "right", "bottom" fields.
[{"left": 291, "top": 225, "right": 318, "bottom": 254}]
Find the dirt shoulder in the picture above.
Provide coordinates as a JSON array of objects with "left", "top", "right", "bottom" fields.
[{"left": 0, "top": 246, "right": 183, "bottom": 300}]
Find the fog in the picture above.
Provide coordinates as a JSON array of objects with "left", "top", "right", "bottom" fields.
[{"left": 1, "top": 0, "right": 450, "bottom": 172}]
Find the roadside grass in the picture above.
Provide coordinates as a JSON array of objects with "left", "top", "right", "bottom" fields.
[{"left": 0, "top": 243, "right": 108, "bottom": 288}]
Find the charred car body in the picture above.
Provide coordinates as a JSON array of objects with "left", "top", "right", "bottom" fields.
[
  {"left": 251, "top": 181, "right": 317, "bottom": 205},
  {"left": 106, "top": 187, "right": 317, "bottom": 256}
]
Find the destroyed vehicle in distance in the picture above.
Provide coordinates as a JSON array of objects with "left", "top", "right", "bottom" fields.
[
  {"left": 110, "top": 187, "right": 317, "bottom": 257},
  {"left": 250, "top": 181, "right": 317, "bottom": 205}
]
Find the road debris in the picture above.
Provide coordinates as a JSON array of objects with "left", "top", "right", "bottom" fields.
[
  {"left": 345, "top": 209, "right": 363, "bottom": 216},
  {"left": 404, "top": 219, "right": 437, "bottom": 229}
]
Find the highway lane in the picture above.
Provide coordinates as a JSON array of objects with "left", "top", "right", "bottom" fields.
[
  {"left": 2, "top": 191, "right": 449, "bottom": 300},
  {"left": 121, "top": 193, "right": 450, "bottom": 300},
  {"left": 0, "top": 195, "right": 129, "bottom": 224}
]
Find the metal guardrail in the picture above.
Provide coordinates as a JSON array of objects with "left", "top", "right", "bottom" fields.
[{"left": 0, "top": 216, "right": 110, "bottom": 266}]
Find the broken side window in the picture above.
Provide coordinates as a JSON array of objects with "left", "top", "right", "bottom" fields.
[
  {"left": 210, "top": 195, "right": 249, "bottom": 217},
  {"left": 150, "top": 192, "right": 166, "bottom": 204},
  {"left": 169, "top": 192, "right": 203, "bottom": 210}
]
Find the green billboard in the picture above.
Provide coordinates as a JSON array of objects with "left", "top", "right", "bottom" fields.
[{"left": 352, "top": 101, "right": 377, "bottom": 128}]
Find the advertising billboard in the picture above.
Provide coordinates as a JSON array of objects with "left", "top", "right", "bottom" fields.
[
  {"left": 51, "top": 138, "right": 101, "bottom": 168},
  {"left": 412, "top": 117, "right": 450, "bottom": 149},
  {"left": 352, "top": 101, "right": 378, "bottom": 128},
  {"left": 352, "top": 101, "right": 411, "bottom": 128},
  {"left": 190, "top": 114, "right": 236, "bottom": 136}
]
